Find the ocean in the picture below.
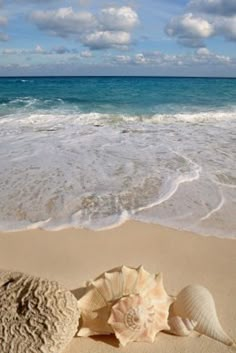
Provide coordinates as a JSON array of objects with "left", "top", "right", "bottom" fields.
[{"left": 0, "top": 76, "right": 235, "bottom": 237}]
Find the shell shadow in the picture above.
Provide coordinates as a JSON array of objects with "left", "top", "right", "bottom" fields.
[
  {"left": 91, "top": 335, "right": 120, "bottom": 348},
  {"left": 71, "top": 287, "right": 86, "bottom": 300}
]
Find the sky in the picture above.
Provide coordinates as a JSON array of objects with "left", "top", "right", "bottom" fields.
[{"left": 0, "top": 0, "right": 236, "bottom": 76}]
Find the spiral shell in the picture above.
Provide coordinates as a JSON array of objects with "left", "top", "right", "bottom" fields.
[
  {"left": 77, "top": 265, "right": 173, "bottom": 337},
  {"left": 108, "top": 294, "right": 170, "bottom": 346},
  {"left": 171, "top": 285, "right": 234, "bottom": 346},
  {"left": 168, "top": 316, "right": 197, "bottom": 336},
  {"left": 0, "top": 270, "right": 80, "bottom": 353}
]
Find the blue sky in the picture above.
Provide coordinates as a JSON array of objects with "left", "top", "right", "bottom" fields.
[{"left": 0, "top": 0, "right": 236, "bottom": 76}]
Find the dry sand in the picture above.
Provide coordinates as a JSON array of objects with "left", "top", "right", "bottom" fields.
[{"left": 0, "top": 221, "right": 235, "bottom": 353}]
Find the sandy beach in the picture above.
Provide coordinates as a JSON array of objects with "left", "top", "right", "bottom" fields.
[
  {"left": 0, "top": 221, "right": 235, "bottom": 353},
  {"left": 1, "top": 0, "right": 236, "bottom": 349}
]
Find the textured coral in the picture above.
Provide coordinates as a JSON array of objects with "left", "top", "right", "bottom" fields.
[{"left": 0, "top": 270, "right": 80, "bottom": 353}]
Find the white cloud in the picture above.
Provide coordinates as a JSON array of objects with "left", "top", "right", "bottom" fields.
[
  {"left": 166, "top": 13, "right": 214, "bottom": 47},
  {"left": 30, "top": 7, "right": 97, "bottom": 37},
  {"left": 35, "top": 44, "right": 45, "bottom": 53},
  {"left": 189, "top": 0, "right": 236, "bottom": 17},
  {"left": 83, "top": 31, "right": 131, "bottom": 49},
  {"left": 2, "top": 48, "right": 32, "bottom": 55},
  {"left": 196, "top": 47, "right": 210, "bottom": 56},
  {"left": 195, "top": 47, "right": 231, "bottom": 63},
  {"left": 134, "top": 53, "right": 148, "bottom": 64},
  {"left": 80, "top": 50, "right": 93, "bottom": 57},
  {"left": 166, "top": 13, "right": 214, "bottom": 38},
  {"left": 30, "top": 6, "right": 139, "bottom": 50},
  {"left": 114, "top": 55, "right": 131, "bottom": 64},
  {"left": 99, "top": 7, "right": 139, "bottom": 31},
  {"left": 2, "top": 48, "right": 16, "bottom": 55},
  {"left": 1, "top": 49, "right": 235, "bottom": 77},
  {"left": 112, "top": 50, "right": 232, "bottom": 67},
  {"left": 1, "top": 46, "right": 79, "bottom": 55},
  {"left": 167, "top": 1, "right": 236, "bottom": 45}
]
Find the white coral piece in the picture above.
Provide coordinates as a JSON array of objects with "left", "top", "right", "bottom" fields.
[{"left": 0, "top": 270, "right": 80, "bottom": 353}]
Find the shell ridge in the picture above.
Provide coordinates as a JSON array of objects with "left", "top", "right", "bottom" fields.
[
  {"left": 128, "top": 267, "right": 139, "bottom": 294},
  {"left": 91, "top": 280, "right": 110, "bottom": 305},
  {"left": 103, "top": 273, "right": 118, "bottom": 300},
  {"left": 139, "top": 275, "right": 157, "bottom": 296}
]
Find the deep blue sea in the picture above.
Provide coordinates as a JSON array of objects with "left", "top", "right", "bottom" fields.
[{"left": 0, "top": 77, "right": 235, "bottom": 237}]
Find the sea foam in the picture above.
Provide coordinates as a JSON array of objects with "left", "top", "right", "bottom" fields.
[
  {"left": 0, "top": 76, "right": 235, "bottom": 237},
  {"left": 0, "top": 107, "right": 235, "bottom": 237}
]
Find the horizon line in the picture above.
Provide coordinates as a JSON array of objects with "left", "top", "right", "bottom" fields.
[{"left": 0, "top": 75, "right": 236, "bottom": 79}]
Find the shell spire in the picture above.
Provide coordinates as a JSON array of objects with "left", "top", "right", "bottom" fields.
[
  {"left": 171, "top": 285, "right": 235, "bottom": 346},
  {"left": 108, "top": 294, "right": 161, "bottom": 346}
]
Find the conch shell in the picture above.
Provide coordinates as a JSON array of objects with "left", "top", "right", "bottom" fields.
[
  {"left": 77, "top": 265, "right": 173, "bottom": 343},
  {"left": 170, "top": 285, "right": 235, "bottom": 346},
  {"left": 168, "top": 316, "right": 197, "bottom": 336},
  {"left": 108, "top": 294, "right": 169, "bottom": 346}
]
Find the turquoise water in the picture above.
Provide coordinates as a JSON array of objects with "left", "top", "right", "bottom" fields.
[
  {"left": 0, "top": 77, "right": 235, "bottom": 237},
  {"left": 1, "top": 76, "right": 236, "bottom": 115}
]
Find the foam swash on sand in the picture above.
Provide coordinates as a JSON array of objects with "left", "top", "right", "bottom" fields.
[{"left": 0, "top": 77, "right": 235, "bottom": 237}]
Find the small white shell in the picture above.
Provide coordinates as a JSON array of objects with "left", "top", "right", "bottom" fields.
[
  {"left": 171, "top": 285, "right": 234, "bottom": 346},
  {"left": 77, "top": 265, "right": 173, "bottom": 337},
  {"left": 168, "top": 316, "right": 197, "bottom": 336},
  {"left": 108, "top": 294, "right": 169, "bottom": 346}
]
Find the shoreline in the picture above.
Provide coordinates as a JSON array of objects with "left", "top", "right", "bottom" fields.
[
  {"left": 0, "top": 220, "right": 235, "bottom": 353},
  {"left": 1, "top": 216, "right": 235, "bottom": 240}
]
